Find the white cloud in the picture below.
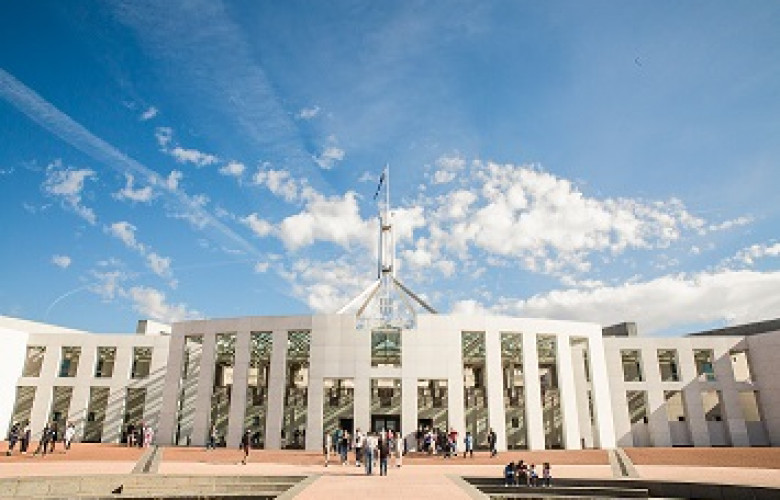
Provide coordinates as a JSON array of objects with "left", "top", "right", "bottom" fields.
[
  {"left": 51, "top": 255, "right": 71, "bottom": 269},
  {"left": 146, "top": 252, "right": 172, "bottom": 277},
  {"left": 278, "top": 192, "right": 375, "bottom": 250},
  {"left": 140, "top": 106, "right": 158, "bottom": 121},
  {"left": 708, "top": 216, "right": 753, "bottom": 232},
  {"left": 297, "top": 105, "right": 320, "bottom": 120},
  {"left": 42, "top": 160, "right": 97, "bottom": 224},
  {"left": 165, "top": 170, "right": 183, "bottom": 190},
  {"left": 219, "top": 161, "right": 245, "bottom": 177},
  {"left": 497, "top": 269, "right": 780, "bottom": 335},
  {"left": 113, "top": 173, "right": 154, "bottom": 203},
  {"left": 170, "top": 146, "right": 219, "bottom": 167},
  {"left": 155, "top": 126, "right": 172, "bottom": 148},
  {"left": 279, "top": 257, "right": 374, "bottom": 313},
  {"left": 254, "top": 261, "right": 269, "bottom": 273},
  {"left": 314, "top": 146, "right": 345, "bottom": 169},
  {"left": 432, "top": 153, "right": 466, "bottom": 184},
  {"left": 253, "top": 168, "right": 302, "bottom": 202},
  {"left": 422, "top": 161, "right": 707, "bottom": 274},
  {"left": 108, "top": 221, "right": 145, "bottom": 252},
  {"left": 126, "top": 286, "right": 201, "bottom": 322},
  {"left": 243, "top": 213, "right": 274, "bottom": 238},
  {"left": 732, "top": 242, "right": 780, "bottom": 266}
]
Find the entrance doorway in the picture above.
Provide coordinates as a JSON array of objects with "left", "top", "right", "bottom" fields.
[
  {"left": 339, "top": 418, "right": 354, "bottom": 434},
  {"left": 372, "top": 415, "right": 400, "bottom": 433},
  {"left": 417, "top": 418, "right": 433, "bottom": 431}
]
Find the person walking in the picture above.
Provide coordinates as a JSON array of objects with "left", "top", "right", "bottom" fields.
[
  {"left": 32, "top": 423, "right": 50, "bottom": 457},
  {"left": 378, "top": 436, "right": 390, "bottom": 476},
  {"left": 144, "top": 425, "right": 154, "bottom": 447},
  {"left": 394, "top": 432, "right": 403, "bottom": 467},
  {"left": 488, "top": 428, "right": 497, "bottom": 457},
  {"left": 126, "top": 423, "right": 135, "bottom": 447},
  {"left": 207, "top": 424, "right": 217, "bottom": 450},
  {"left": 64, "top": 422, "right": 76, "bottom": 451},
  {"left": 353, "top": 428, "right": 363, "bottom": 467},
  {"left": 20, "top": 422, "right": 31, "bottom": 454},
  {"left": 363, "top": 433, "right": 375, "bottom": 475},
  {"left": 6, "top": 422, "right": 19, "bottom": 456},
  {"left": 463, "top": 431, "right": 473, "bottom": 458},
  {"left": 240, "top": 430, "right": 251, "bottom": 465},
  {"left": 323, "top": 431, "right": 332, "bottom": 467},
  {"left": 48, "top": 421, "right": 58, "bottom": 454}
]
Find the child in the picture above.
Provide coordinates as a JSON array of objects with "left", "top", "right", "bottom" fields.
[
  {"left": 528, "top": 463, "right": 538, "bottom": 486},
  {"left": 542, "top": 462, "right": 552, "bottom": 487}
]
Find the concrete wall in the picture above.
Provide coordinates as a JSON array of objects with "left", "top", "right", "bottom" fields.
[{"left": 0, "top": 327, "right": 29, "bottom": 435}]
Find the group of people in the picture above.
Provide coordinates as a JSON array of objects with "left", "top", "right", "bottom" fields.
[
  {"left": 503, "top": 460, "right": 552, "bottom": 487},
  {"left": 323, "top": 428, "right": 403, "bottom": 475},
  {"left": 416, "top": 426, "right": 497, "bottom": 458},
  {"left": 6, "top": 421, "right": 77, "bottom": 457},
  {"left": 125, "top": 422, "right": 155, "bottom": 448}
]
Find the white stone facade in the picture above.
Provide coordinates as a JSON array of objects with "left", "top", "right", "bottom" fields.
[{"left": 3, "top": 314, "right": 779, "bottom": 450}]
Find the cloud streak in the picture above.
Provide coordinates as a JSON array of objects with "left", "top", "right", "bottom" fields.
[{"left": 0, "top": 67, "right": 260, "bottom": 256}]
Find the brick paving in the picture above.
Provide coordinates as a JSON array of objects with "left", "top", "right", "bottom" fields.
[
  {"left": 4, "top": 444, "right": 780, "bottom": 495},
  {"left": 624, "top": 446, "right": 780, "bottom": 469}
]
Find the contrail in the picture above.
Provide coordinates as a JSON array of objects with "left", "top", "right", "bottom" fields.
[{"left": 0, "top": 67, "right": 260, "bottom": 256}]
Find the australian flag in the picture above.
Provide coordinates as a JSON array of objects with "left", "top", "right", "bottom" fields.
[{"left": 373, "top": 171, "right": 385, "bottom": 200}]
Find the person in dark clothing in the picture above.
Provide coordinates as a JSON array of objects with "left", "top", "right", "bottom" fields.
[
  {"left": 20, "top": 423, "right": 31, "bottom": 454},
  {"left": 378, "top": 437, "right": 390, "bottom": 476},
  {"left": 240, "top": 430, "right": 251, "bottom": 465},
  {"left": 33, "top": 423, "right": 50, "bottom": 456},
  {"left": 6, "top": 422, "right": 19, "bottom": 456},
  {"left": 48, "top": 422, "right": 58, "bottom": 453},
  {"left": 488, "top": 428, "right": 497, "bottom": 457}
]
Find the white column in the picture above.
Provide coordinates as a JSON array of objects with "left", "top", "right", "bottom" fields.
[
  {"left": 449, "top": 343, "right": 466, "bottom": 450},
  {"left": 557, "top": 336, "right": 582, "bottom": 449},
  {"left": 678, "top": 346, "right": 710, "bottom": 446},
  {"left": 588, "top": 335, "right": 617, "bottom": 448},
  {"left": 713, "top": 344, "right": 750, "bottom": 446},
  {"left": 571, "top": 343, "right": 594, "bottom": 447},
  {"left": 68, "top": 345, "right": 96, "bottom": 436},
  {"left": 401, "top": 375, "right": 417, "bottom": 449},
  {"left": 485, "top": 329, "right": 506, "bottom": 450},
  {"left": 306, "top": 335, "right": 324, "bottom": 451},
  {"left": 0, "top": 328, "right": 27, "bottom": 438},
  {"left": 644, "top": 348, "right": 672, "bottom": 447},
  {"left": 106, "top": 345, "right": 134, "bottom": 443},
  {"left": 265, "top": 329, "right": 287, "bottom": 450},
  {"left": 191, "top": 333, "right": 216, "bottom": 447},
  {"left": 227, "top": 331, "right": 250, "bottom": 448},
  {"left": 523, "top": 332, "right": 544, "bottom": 450},
  {"left": 157, "top": 334, "right": 185, "bottom": 445}
]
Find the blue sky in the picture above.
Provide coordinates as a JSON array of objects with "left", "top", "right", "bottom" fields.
[{"left": 1, "top": 1, "right": 779, "bottom": 336}]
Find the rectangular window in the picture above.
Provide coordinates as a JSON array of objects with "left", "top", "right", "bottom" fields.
[
  {"left": 51, "top": 386, "right": 74, "bottom": 429},
  {"left": 175, "top": 335, "right": 203, "bottom": 445},
  {"left": 658, "top": 349, "right": 679, "bottom": 382},
  {"left": 462, "top": 331, "right": 489, "bottom": 448},
  {"left": 283, "top": 330, "right": 310, "bottom": 449},
  {"left": 245, "top": 331, "right": 272, "bottom": 449},
  {"left": 730, "top": 351, "right": 753, "bottom": 383},
  {"left": 694, "top": 349, "right": 716, "bottom": 381},
  {"left": 626, "top": 390, "right": 648, "bottom": 424},
  {"left": 124, "top": 388, "right": 146, "bottom": 438},
  {"left": 501, "top": 332, "right": 525, "bottom": 449},
  {"left": 59, "top": 346, "right": 81, "bottom": 377},
  {"left": 417, "top": 379, "right": 448, "bottom": 433},
  {"left": 665, "top": 390, "right": 686, "bottom": 422},
  {"left": 739, "top": 391, "right": 762, "bottom": 422},
  {"left": 11, "top": 386, "right": 36, "bottom": 427},
  {"left": 95, "top": 347, "right": 116, "bottom": 378},
  {"left": 701, "top": 390, "right": 723, "bottom": 421},
  {"left": 538, "top": 335, "right": 562, "bottom": 449},
  {"left": 371, "top": 327, "right": 401, "bottom": 367},
  {"left": 23, "top": 346, "right": 45, "bottom": 377},
  {"left": 84, "top": 386, "right": 110, "bottom": 442},
  {"left": 211, "top": 333, "right": 236, "bottom": 446},
  {"left": 621, "top": 349, "right": 643, "bottom": 382},
  {"left": 131, "top": 347, "right": 152, "bottom": 378}
]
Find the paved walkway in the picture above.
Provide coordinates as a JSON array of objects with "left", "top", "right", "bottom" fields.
[{"left": 3, "top": 444, "right": 780, "bottom": 497}]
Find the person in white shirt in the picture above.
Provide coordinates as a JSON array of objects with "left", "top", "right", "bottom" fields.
[{"left": 64, "top": 422, "right": 76, "bottom": 451}]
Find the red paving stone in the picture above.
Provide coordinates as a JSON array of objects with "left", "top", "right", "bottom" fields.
[
  {"left": 625, "top": 447, "right": 780, "bottom": 469},
  {"left": 0, "top": 441, "right": 146, "bottom": 463},
  {"left": 160, "top": 447, "right": 609, "bottom": 466}
]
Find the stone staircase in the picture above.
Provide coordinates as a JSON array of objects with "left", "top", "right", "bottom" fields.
[
  {"left": 463, "top": 477, "right": 650, "bottom": 499},
  {"left": 0, "top": 474, "right": 307, "bottom": 499}
]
